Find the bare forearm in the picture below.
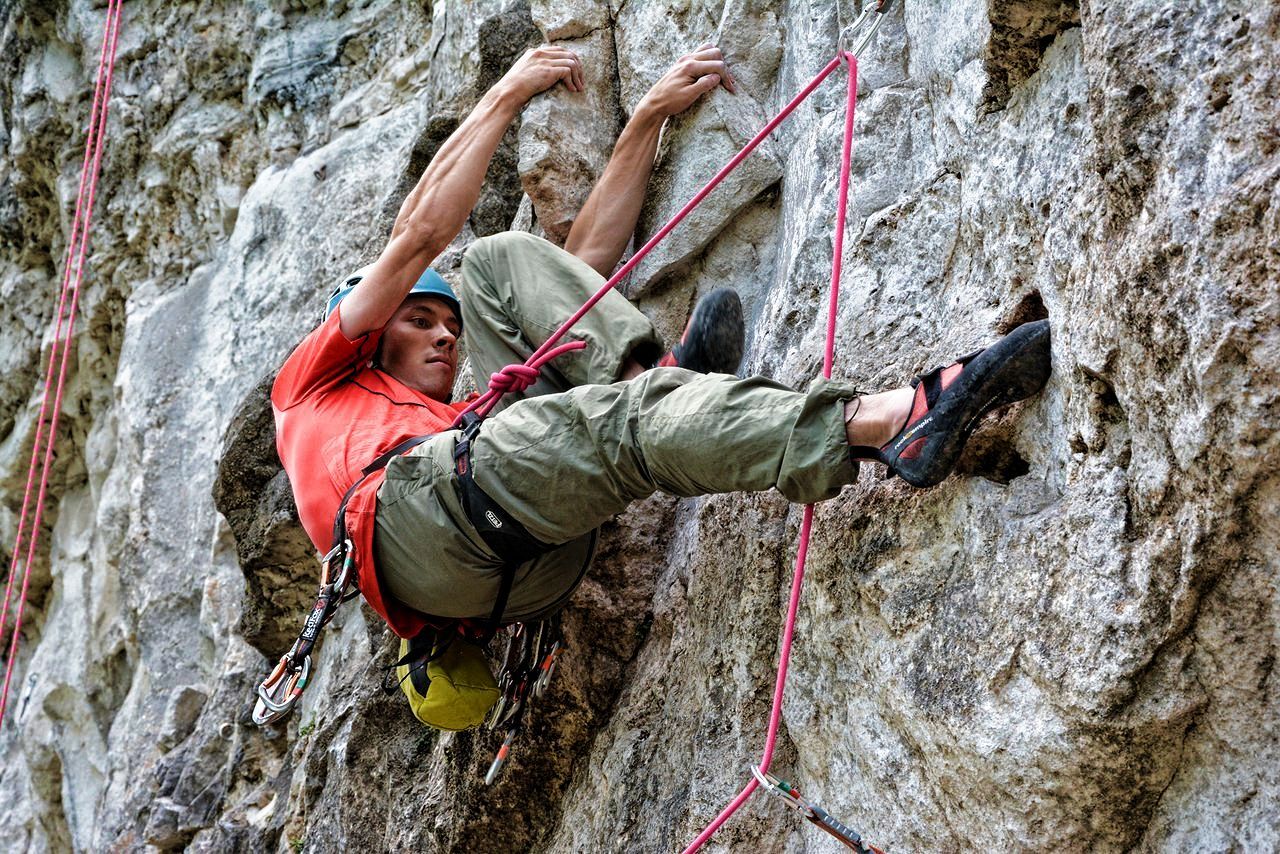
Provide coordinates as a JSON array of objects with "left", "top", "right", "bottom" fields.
[
  {"left": 338, "top": 46, "right": 585, "bottom": 339},
  {"left": 392, "top": 86, "right": 523, "bottom": 243},
  {"left": 564, "top": 105, "right": 666, "bottom": 276},
  {"left": 336, "top": 89, "right": 520, "bottom": 338}
]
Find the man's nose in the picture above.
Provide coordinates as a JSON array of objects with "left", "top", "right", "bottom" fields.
[{"left": 434, "top": 326, "right": 456, "bottom": 348}]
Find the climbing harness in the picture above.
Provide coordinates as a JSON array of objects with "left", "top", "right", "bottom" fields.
[
  {"left": 252, "top": 419, "right": 551, "bottom": 728},
  {"left": 0, "top": 0, "right": 124, "bottom": 729},
  {"left": 751, "top": 767, "right": 885, "bottom": 853}
]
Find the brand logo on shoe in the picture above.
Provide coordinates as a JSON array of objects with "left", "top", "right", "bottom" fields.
[
  {"left": 894, "top": 416, "right": 932, "bottom": 451},
  {"left": 485, "top": 510, "right": 503, "bottom": 529}
]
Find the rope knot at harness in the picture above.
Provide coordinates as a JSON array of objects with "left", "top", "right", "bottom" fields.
[
  {"left": 465, "top": 339, "right": 588, "bottom": 421},
  {"left": 487, "top": 364, "right": 541, "bottom": 395}
]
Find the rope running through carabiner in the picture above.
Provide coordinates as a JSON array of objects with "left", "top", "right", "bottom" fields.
[
  {"left": 445, "top": 10, "right": 886, "bottom": 848},
  {"left": 681, "top": 49, "right": 864, "bottom": 853}
]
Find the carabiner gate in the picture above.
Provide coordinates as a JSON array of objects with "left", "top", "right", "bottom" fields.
[
  {"left": 331, "top": 539, "right": 356, "bottom": 591},
  {"left": 838, "top": 0, "right": 895, "bottom": 66},
  {"left": 252, "top": 653, "right": 312, "bottom": 725},
  {"left": 752, "top": 766, "right": 810, "bottom": 815}
]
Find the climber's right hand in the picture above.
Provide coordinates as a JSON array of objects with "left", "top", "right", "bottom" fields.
[
  {"left": 637, "top": 43, "right": 737, "bottom": 119},
  {"left": 497, "top": 45, "right": 586, "bottom": 102}
]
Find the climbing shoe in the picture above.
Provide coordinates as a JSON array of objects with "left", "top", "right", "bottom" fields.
[
  {"left": 852, "top": 319, "right": 1052, "bottom": 488},
  {"left": 656, "top": 287, "right": 745, "bottom": 375}
]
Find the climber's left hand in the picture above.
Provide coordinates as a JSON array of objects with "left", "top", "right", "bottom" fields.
[{"left": 637, "top": 43, "right": 737, "bottom": 118}]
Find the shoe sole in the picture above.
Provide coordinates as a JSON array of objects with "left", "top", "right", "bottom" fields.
[
  {"left": 676, "top": 288, "right": 744, "bottom": 375},
  {"left": 888, "top": 319, "right": 1051, "bottom": 487}
]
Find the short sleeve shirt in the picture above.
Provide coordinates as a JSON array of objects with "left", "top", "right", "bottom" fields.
[{"left": 271, "top": 307, "right": 473, "bottom": 636}]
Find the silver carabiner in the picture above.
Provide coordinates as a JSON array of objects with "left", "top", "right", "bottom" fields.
[
  {"left": 838, "top": 0, "right": 894, "bottom": 66},
  {"left": 752, "top": 765, "right": 813, "bottom": 817},
  {"left": 331, "top": 538, "right": 355, "bottom": 590},
  {"left": 252, "top": 654, "right": 312, "bottom": 725}
]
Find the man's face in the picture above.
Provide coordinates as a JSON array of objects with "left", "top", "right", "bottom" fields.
[{"left": 377, "top": 295, "right": 460, "bottom": 401}]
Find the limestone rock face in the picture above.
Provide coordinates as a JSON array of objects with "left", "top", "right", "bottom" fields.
[
  {"left": 0, "top": 1, "right": 1276, "bottom": 852},
  {"left": 517, "top": 7, "right": 621, "bottom": 245}
]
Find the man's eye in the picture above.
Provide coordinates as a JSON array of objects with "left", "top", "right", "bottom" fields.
[{"left": 412, "top": 318, "right": 429, "bottom": 328}]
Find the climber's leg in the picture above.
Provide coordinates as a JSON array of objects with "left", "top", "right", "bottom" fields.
[
  {"left": 376, "top": 321, "right": 1050, "bottom": 619},
  {"left": 468, "top": 369, "right": 862, "bottom": 545},
  {"left": 458, "top": 231, "right": 663, "bottom": 406},
  {"left": 378, "top": 369, "right": 858, "bottom": 619},
  {"left": 470, "top": 318, "right": 1054, "bottom": 539}
]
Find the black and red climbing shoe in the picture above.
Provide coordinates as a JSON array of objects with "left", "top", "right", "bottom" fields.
[
  {"left": 656, "top": 287, "right": 745, "bottom": 375},
  {"left": 853, "top": 319, "right": 1052, "bottom": 488}
]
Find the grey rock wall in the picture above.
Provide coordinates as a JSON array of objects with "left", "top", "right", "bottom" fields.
[{"left": 0, "top": 0, "right": 1275, "bottom": 851}]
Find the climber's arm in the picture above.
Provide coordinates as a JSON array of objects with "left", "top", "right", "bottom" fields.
[
  {"left": 565, "top": 44, "right": 736, "bottom": 277},
  {"left": 339, "top": 46, "right": 585, "bottom": 339}
]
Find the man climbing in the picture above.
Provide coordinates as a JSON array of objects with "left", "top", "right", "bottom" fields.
[{"left": 271, "top": 43, "right": 1052, "bottom": 646}]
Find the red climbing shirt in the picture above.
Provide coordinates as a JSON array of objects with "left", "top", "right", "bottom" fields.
[{"left": 271, "top": 307, "right": 473, "bottom": 637}]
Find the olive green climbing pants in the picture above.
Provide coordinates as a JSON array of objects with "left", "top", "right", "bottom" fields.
[{"left": 374, "top": 231, "right": 860, "bottom": 623}]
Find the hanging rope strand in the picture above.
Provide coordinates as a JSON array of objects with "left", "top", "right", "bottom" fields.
[
  {"left": 0, "top": 0, "right": 125, "bottom": 728},
  {"left": 0, "top": 0, "right": 120, "bottom": 670},
  {"left": 447, "top": 36, "right": 870, "bottom": 847},
  {"left": 682, "top": 52, "right": 861, "bottom": 854}
]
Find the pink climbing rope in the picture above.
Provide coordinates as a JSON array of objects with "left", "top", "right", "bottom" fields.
[
  {"left": 455, "top": 45, "right": 863, "bottom": 849},
  {"left": 0, "top": 0, "right": 124, "bottom": 727},
  {"left": 681, "top": 53, "right": 860, "bottom": 854},
  {"left": 455, "top": 53, "right": 852, "bottom": 425}
]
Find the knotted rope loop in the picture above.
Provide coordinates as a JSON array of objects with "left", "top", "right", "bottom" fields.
[
  {"left": 487, "top": 363, "right": 541, "bottom": 395},
  {"left": 461, "top": 339, "right": 589, "bottom": 423}
]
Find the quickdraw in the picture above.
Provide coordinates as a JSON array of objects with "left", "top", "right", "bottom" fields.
[
  {"left": 252, "top": 539, "right": 357, "bottom": 725},
  {"left": 483, "top": 618, "right": 563, "bottom": 784},
  {"left": 750, "top": 766, "right": 884, "bottom": 853}
]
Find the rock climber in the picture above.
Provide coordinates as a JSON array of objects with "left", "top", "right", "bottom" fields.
[{"left": 271, "top": 44, "right": 1052, "bottom": 642}]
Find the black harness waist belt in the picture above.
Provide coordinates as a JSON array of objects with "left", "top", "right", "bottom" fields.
[
  {"left": 452, "top": 412, "right": 556, "bottom": 624},
  {"left": 452, "top": 412, "right": 554, "bottom": 566}
]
